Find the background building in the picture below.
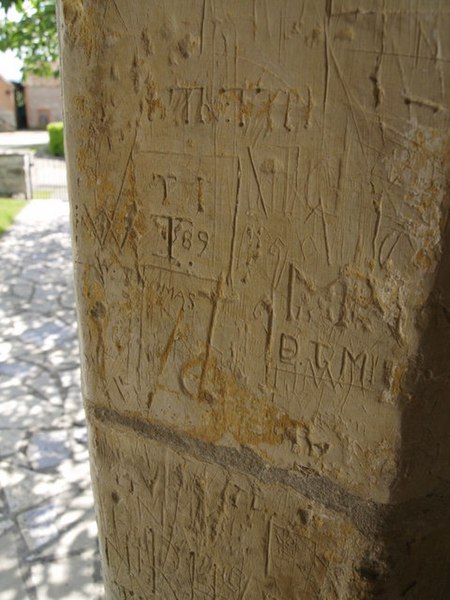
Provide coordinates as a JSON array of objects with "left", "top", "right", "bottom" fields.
[
  {"left": 0, "top": 74, "right": 16, "bottom": 131},
  {"left": 24, "top": 74, "right": 62, "bottom": 129}
]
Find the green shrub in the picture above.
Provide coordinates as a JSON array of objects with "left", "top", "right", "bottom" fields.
[{"left": 47, "top": 122, "right": 64, "bottom": 157}]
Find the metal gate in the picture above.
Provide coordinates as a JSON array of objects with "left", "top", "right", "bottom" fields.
[{"left": 31, "top": 155, "right": 68, "bottom": 201}]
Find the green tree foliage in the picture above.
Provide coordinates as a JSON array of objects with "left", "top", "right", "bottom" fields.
[{"left": 0, "top": 0, "right": 58, "bottom": 78}]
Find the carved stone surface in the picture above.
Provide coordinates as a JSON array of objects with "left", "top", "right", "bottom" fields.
[
  {"left": 59, "top": 1, "right": 450, "bottom": 597},
  {"left": 90, "top": 419, "right": 371, "bottom": 599}
]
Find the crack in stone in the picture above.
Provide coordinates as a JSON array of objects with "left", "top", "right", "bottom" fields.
[{"left": 86, "top": 401, "right": 386, "bottom": 538}]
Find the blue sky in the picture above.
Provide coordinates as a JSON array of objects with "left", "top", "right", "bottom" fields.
[
  {"left": 0, "top": 6, "right": 23, "bottom": 81},
  {"left": 0, "top": 50, "right": 22, "bottom": 81}
]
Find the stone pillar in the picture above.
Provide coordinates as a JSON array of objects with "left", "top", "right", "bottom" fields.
[{"left": 59, "top": 1, "right": 450, "bottom": 597}]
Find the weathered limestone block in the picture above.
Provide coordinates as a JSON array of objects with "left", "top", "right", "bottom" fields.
[
  {"left": 0, "top": 152, "right": 32, "bottom": 198},
  {"left": 59, "top": 0, "right": 450, "bottom": 597},
  {"left": 89, "top": 417, "right": 372, "bottom": 599}
]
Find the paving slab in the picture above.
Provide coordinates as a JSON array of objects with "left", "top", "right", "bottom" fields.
[
  {"left": 0, "top": 393, "right": 64, "bottom": 430},
  {"left": 27, "top": 430, "right": 71, "bottom": 470},
  {"left": 0, "top": 199, "right": 103, "bottom": 598},
  {"left": 0, "top": 531, "right": 30, "bottom": 600},
  {"left": 30, "top": 549, "right": 104, "bottom": 600},
  {"left": 0, "top": 428, "right": 26, "bottom": 458},
  {"left": 0, "top": 461, "right": 72, "bottom": 514}
]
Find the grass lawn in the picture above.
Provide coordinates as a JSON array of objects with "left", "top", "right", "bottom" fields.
[
  {"left": 32, "top": 190, "right": 52, "bottom": 200},
  {"left": 0, "top": 198, "right": 27, "bottom": 235}
]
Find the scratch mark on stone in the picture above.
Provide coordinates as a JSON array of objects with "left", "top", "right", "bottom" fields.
[
  {"left": 323, "top": 22, "right": 330, "bottom": 116},
  {"left": 266, "top": 515, "right": 273, "bottom": 576},
  {"left": 265, "top": 299, "right": 274, "bottom": 386},
  {"left": 83, "top": 205, "right": 103, "bottom": 247},
  {"left": 147, "top": 529, "right": 157, "bottom": 593},
  {"left": 160, "top": 570, "right": 181, "bottom": 600},
  {"left": 240, "top": 576, "right": 251, "bottom": 600},
  {"left": 102, "top": 127, "right": 138, "bottom": 246},
  {"left": 278, "top": 7, "right": 283, "bottom": 63},
  {"left": 111, "top": 0, "right": 128, "bottom": 31},
  {"left": 199, "top": 275, "right": 223, "bottom": 397},
  {"left": 305, "top": 85, "right": 314, "bottom": 129},
  {"left": 162, "top": 483, "right": 183, "bottom": 571},
  {"left": 403, "top": 94, "right": 444, "bottom": 113},
  {"left": 329, "top": 46, "right": 367, "bottom": 162},
  {"left": 113, "top": 377, "right": 127, "bottom": 405},
  {"left": 248, "top": 146, "right": 268, "bottom": 217},
  {"left": 227, "top": 158, "right": 241, "bottom": 287},
  {"left": 373, "top": 195, "right": 382, "bottom": 262},
  {"left": 190, "top": 551, "right": 196, "bottom": 600},
  {"left": 265, "top": 0, "right": 272, "bottom": 39},
  {"left": 201, "top": 0, "right": 207, "bottom": 54},
  {"left": 319, "top": 196, "right": 332, "bottom": 266},
  {"left": 137, "top": 278, "right": 145, "bottom": 391},
  {"left": 158, "top": 306, "right": 184, "bottom": 375}
]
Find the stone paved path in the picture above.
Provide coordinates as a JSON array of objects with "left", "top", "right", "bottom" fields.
[{"left": 0, "top": 200, "right": 104, "bottom": 599}]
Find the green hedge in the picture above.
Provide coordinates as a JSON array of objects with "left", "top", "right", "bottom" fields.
[{"left": 47, "top": 122, "right": 64, "bottom": 157}]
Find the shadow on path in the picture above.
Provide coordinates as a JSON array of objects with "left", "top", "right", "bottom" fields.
[{"left": 0, "top": 200, "right": 103, "bottom": 599}]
